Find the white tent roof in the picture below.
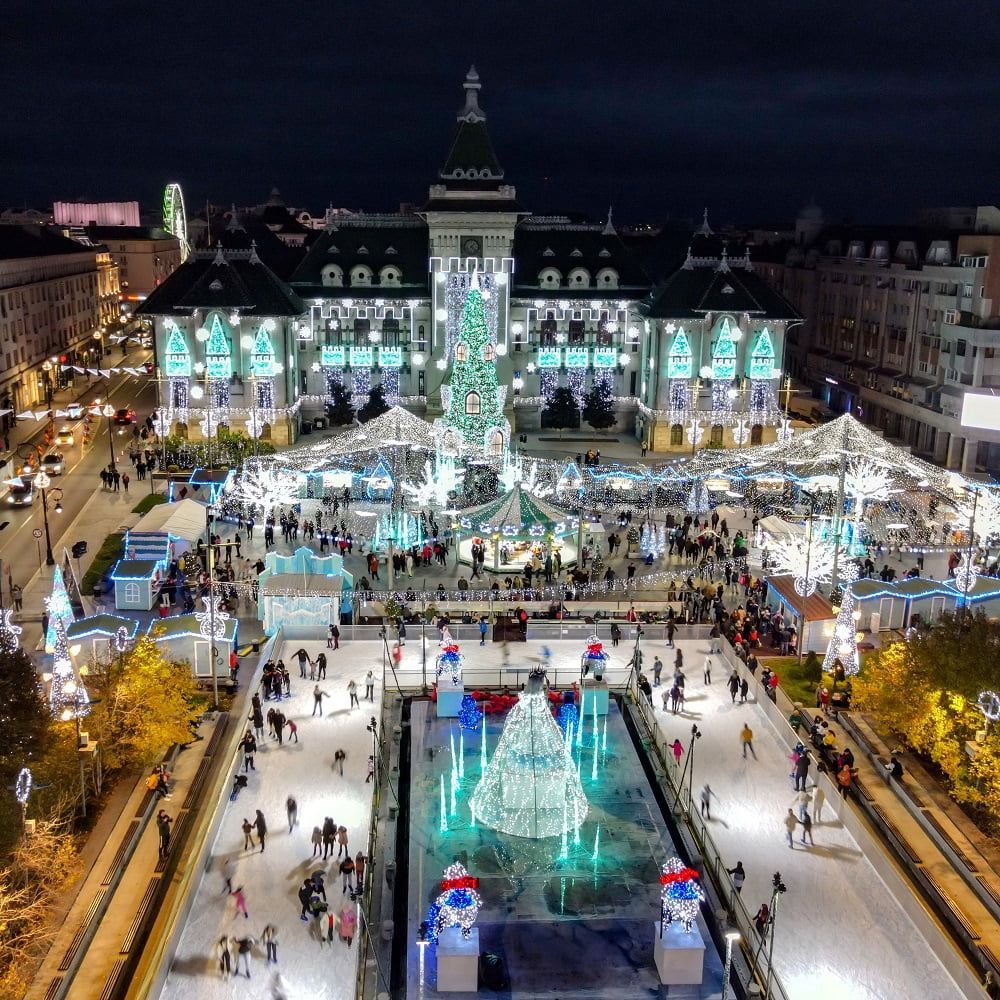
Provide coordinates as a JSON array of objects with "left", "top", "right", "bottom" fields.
[
  {"left": 293, "top": 406, "right": 437, "bottom": 468},
  {"left": 131, "top": 497, "right": 207, "bottom": 543}
]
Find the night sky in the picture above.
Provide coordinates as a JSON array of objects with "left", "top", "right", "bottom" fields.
[{"left": 3, "top": 1, "right": 997, "bottom": 225}]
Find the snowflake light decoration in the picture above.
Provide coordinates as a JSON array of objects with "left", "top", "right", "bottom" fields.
[
  {"left": 659, "top": 857, "right": 705, "bottom": 933},
  {"left": 952, "top": 552, "right": 979, "bottom": 594},
  {"left": 764, "top": 531, "right": 837, "bottom": 597},
  {"left": 195, "top": 594, "right": 229, "bottom": 641},
  {"left": 958, "top": 486, "right": 1000, "bottom": 544},
  {"left": 401, "top": 453, "right": 465, "bottom": 510},
  {"left": 731, "top": 418, "right": 750, "bottom": 446},
  {"left": 686, "top": 418, "right": 704, "bottom": 446},
  {"left": 776, "top": 418, "right": 794, "bottom": 445},
  {"left": 14, "top": 767, "right": 32, "bottom": 806},
  {"left": 427, "top": 862, "right": 482, "bottom": 942},
  {"left": 977, "top": 690, "right": 1000, "bottom": 723},
  {"left": 844, "top": 457, "right": 894, "bottom": 508},
  {"left": 228, "top": 462, "right": 302, "bottom": 511},
  {"left": 0, "top": 608, "right": 22, "bottom": 651}
]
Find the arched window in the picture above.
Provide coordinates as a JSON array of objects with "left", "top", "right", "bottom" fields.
[
  {"left": 465, "top": 391, "right": 481, "bottom": 415},
  {"left": 710, "top": 424, "right": 724, "bottom": 447},
  {"left": 487, "top": 430, "right": 505, "bottom": 457},
  {"left": 124, "top": 582, "right": 140, "bottom": 605},
  {"left": 750, "top": 424, "right": 764, "bottom": 445},
  {"left": 670, "top": 423, "right": 683, "bottom": 446},
  {"left": 483, "top": 341, "right": 495, "bottom": 361},
  {"left": 455, "top": 342, "right": 468, "bottom": 362}
]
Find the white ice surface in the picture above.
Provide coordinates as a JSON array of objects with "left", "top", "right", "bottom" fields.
[
  {"left": 158, "top": 640, "right": 382, "bottom": 1000},
  {"left": 158, "top": 634, "right": 965, "bottom": 1000},
  {"left": 652, "top": 638, "right": 963, "bottom": 1000}
]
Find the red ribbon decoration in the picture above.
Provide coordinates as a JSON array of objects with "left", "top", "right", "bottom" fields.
[
  {"left": 660, "top": 868, "right": 699, "bottom": 886},
  {"left": 442, "top": 875, "right": 480, "bottom": 891}
]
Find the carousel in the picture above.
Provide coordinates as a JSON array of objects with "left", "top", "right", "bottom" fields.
[{"left": 454, "top": 484, "right": 579, "bottom": 575}]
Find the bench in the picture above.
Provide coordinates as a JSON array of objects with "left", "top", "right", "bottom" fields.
[
  {"left": 101, "top": 821, "right": 141, "bottom": 886},
  {"left": 921, "top": 809, "right": 979, "bottom": 873},
  {"left": 99, "top": 957, "right": 128, "bottom": 1000},
  {"left": 921, "top": 869, "right": 981, "bottom": 941},
  {"left": 58, "top": 888, "right": 107, "bottom": 970},
  {"left": 870, "top": 804, "right": 923, "bottom": 865},
  {"left": 120, "top": 877, "right": 160, "bottom": 954}
]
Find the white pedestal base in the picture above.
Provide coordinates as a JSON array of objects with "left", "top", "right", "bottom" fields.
[
  {"left": 437, "top": 926, "right": 479, "bottom": 992},
  {"left": 437, "top": 681, "right": 465, "bottom": 718},
  {"left": 580, "top": 679, "right": 609, "bottom": 717},
  {"left": 653, "top": 921, "right": 705, "bottom": 986}
]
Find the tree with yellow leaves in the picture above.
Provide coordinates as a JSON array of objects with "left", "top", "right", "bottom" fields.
[{"left": 88, "top": 636, "right": 202, "bottom": 772}]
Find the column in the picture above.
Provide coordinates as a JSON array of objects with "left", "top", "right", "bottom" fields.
[
  {"left": 946, "top": 434, "right": 964, "bottom": 470},
  {"left": 962, "top": 438, "right": 978, "bottom": 475}
]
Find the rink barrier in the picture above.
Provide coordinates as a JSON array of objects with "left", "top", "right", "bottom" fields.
[
  {"left": 708, "top": 639, "right": 991, "bottom": 999},
  {"left": 124, "top": 629, "right": 282, "bottom": 1000},
  {"left": 623, "top": 686, "right": 788, "bottom": 1000}
]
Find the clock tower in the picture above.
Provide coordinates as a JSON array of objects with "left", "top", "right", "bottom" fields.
[{"left": 420, "top": 66, "right": 524, "bottom": 414}]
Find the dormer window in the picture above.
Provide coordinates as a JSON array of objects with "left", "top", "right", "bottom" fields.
[
  {"left": 357, "top": 245, "right": 369, "bottom": 255},
  {"left": 570, "top": 248, "right": 583, "bottom": 257},
  {"left": 385, "top": 246, "right": 397, "bottom": 255},
  {"left": 542, "top": 247, "right": 555, "bottom": 257},
  {"left": 209, "top": 279, "right": 223, "bottom": 291}
]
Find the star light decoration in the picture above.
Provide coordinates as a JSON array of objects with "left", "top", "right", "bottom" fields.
[
  {"left": 426, "top": 862, "right": 482, "bottom": 942},
  {"left": 660, "top": 857, "right": 705, "bottom": 933},
  {"left": 195, "top": 594, "right": 229, "bottom": 641},
  {"left": 764, "top": 530, "right": 837, "bottom": 598},
  {"left": 0, "top": 608, "right": 23, "bottom": 651}
]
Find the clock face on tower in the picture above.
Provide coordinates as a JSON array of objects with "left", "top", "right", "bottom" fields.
[{"left": 461, "top": 235, "right": 483, "bottom": 257}]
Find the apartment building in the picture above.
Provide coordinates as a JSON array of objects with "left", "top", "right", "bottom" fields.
[
  {"left": 82, "top": 224, "right": 182, "bottom": 306},
  {"left": 0, "top": 225, "right": 117, "bottom": 419},
  {"left": 760, "top": 205, "right": 1000, "bottom": 474}
]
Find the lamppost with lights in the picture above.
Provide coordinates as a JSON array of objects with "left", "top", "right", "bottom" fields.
[
  {"left": 93, "top": 329, "right": 104, "bottom": 359},
  {"left": 101, "top": 403, "right": 117, "bottom": 471},
  {"left": 33, "top": 470, "right": 62, "bottom": 566},
  {"left": 41, "top": 360, "right": 54, "bottom": 408}
]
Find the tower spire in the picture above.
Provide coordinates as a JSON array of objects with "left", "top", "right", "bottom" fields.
[
  {"left": 697, "top": 207, "right": 713, "bottom": 237},
  {"left": 458, "top": 65, "right": 486, "bottom": 123},
  {"left": 602, "top": 205, "right": 616, "bottom": 236}
]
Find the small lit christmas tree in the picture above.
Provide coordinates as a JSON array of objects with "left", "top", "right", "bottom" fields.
[
  {"left": 48, "top": 616, "right": 90, "bottom": 722},
  {"left": 45, "top": 565, "right": 76, "bottom": 654},
  {"left": 440, "top": 275, "right": 508, "bottom": 449},
  {"left": 686, "top": 481, "right": 710, "bottom": 517},
  {"left": 325, "top": 380, "right": 355, "bottom": 425},
  {"left": 823, "top": 582, "right": 861, "bottom": 679},
  {"left": 471, "top": 669, "right": 588, "bottom": 839},
  {"left": 659, "top": 857, "right": 705, "bottom": 933},
  {"left": 582, "top": 379, "right": 615, "bottom": 430}
]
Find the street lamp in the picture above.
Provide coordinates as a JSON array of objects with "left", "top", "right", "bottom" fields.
[
  {"left": 93, "top": 329, "right": 104, "bottom": 359},
  {"left": 33, "top": 470, "right": 63, "bottom": 566},
  {"left": 101, "top": 403, "right": 117, "bottom": 471},
  {"left": 41, "top": 360, "right": 54, "bottom": 408},
  {"left": 721, "top": 930, "right": 741, "bottom": 1000}
]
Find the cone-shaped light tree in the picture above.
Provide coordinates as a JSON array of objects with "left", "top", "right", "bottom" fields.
[{"left": 471, "top": 669, "right": 588, "bottom": 838}]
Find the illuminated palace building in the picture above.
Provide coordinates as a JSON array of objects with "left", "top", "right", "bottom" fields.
[{"left": 138, "top": 68, "right": 798, "bottom": 451}]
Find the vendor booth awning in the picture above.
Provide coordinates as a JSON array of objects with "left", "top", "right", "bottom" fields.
[
  {"left": 131, "top": 497, "right": 208, "bottom": 544},
  {"left": 767, "top": 574, "right": 836, "bottom": 622}
]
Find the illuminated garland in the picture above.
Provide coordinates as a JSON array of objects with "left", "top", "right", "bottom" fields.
[
  {"left": 0, "top": 608, "right": 22, "bottom": 652},
  {"left": 45, "top": 566, "right": 75, "bottom": 654}
]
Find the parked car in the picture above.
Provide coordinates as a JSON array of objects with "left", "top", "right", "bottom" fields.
[
  {"left": 7, "top": 478, "right": 34, "bottom": 506},
  {"left": 55, "top": 426, "right": 75, "bottom": 446},
  {"left": 114, "top": 407, "right": 136, "bottom": 425},
  {"left": 40, "top": 453, "right": 65, "bottom": 475}
]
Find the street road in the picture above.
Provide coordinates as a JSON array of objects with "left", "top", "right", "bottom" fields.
[{"left": 0, "top": 353, "right": 158, "bottom": 600}]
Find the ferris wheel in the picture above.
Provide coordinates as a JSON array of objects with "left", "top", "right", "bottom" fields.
[{"left": 163, "top": 182, "right": 190, "bottom": 261}]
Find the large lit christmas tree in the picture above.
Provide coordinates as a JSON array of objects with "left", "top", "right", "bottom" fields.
[
  {"left": 471, "top": 669, "right": 588, "bottom": 839},
  {"left": 439, "top": 275, "right": 509, "bottom": 450},
  {"left": 823, "top": 579, "right": 861, "bottom": 679},
  {"left": 45, "top": 565, "right": 76, "bottom": 654}
]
